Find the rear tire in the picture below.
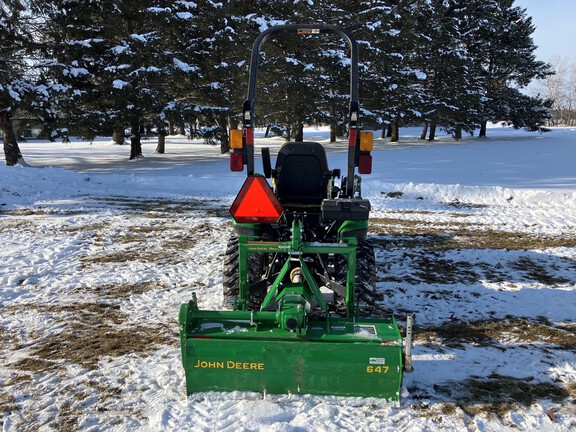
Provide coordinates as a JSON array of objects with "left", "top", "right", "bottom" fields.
[
  {"left": 335, "top": 239, "right": 382, "bottom": 314},
  {"left": 222, "top": 236, "right": 266, "bottom": 309}
]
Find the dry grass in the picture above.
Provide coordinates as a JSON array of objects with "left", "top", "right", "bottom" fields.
[
  {"left": 80, "top": 221, "right": 219, "bottom": 265},
  {"left": 376, "top": 207, "right": 576, "bottom": 417},
  {"left": 0, "top": 390, "right": 18, "bottom": 415},
  {"left": 3, "top": 195, "right": 575, "bottom": 425},
  {"left": 370, "top": 217, "right": 576, "bottom": 250},
  {"left": 90, "top": 196, "right": 228, "bottom": 217},
  {"left": 72, "top": 280, "right": 167, "bottom": 299},
  {"left": 0, "top": 207, "right": 87, "bottom": 217},
  {"left": 433, "top": 375, "right": 569, "bottom": 418},
  {"left": 29, "top": 321, "right": 175, "bottom": 370},
  {"left": 377, "top": 249, "right": 574, "bottom": 287},
  {"left": 6, "top": 301, "right": 177, "bottom": 373},
  {"left": 416, "top": 318, "right": 576, "bottom": 349},
  {"left": 509, "top": 256, "right": 572, "bottom": 285}
]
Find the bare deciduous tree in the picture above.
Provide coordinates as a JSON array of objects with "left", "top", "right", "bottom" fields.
[{"left": 530, "top": 56, "right": 576, "bottom": 126}]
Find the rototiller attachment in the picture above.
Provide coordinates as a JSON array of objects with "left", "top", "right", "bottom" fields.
[{"left": 179, "top": 24, "right": 412, "bottom": 401}]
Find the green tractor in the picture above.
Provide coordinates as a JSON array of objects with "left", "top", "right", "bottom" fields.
[{"left": 179, "top": 24, "right": 413, "bottom": 401}]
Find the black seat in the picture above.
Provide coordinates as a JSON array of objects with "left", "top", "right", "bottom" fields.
[{"left": 274, "top": 142, "right": 330, "bottom": 206}]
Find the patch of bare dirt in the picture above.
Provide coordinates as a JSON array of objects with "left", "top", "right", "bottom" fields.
[
  {"left": 433, "top": 374, "right": 569, "bottom": 418},
  {"left": 90, "top": 196, "right": 227, "bottom": 216},
  {"left": 72, "top": 280, "right": 167, "bottom": 299},
  {"left": 6, "top": 302, "right": 177, "bottom": 373},
  {"left": 371, "top": 217, "right": 576, "bottom": 250},
  {"left": 81, "top": 220, "right": 221, "bottom": 265},
  {"left": 415, "top": 318, "right": 576, "bottom": 349}
]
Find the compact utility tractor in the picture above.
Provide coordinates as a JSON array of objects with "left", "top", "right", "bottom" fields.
[{"left": 179, "top": 24, "right": 413, "bottom": 401}]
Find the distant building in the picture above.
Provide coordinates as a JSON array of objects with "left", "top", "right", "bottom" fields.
[{"left": 12, "top": 110, "right": 44, "bottom": 139}]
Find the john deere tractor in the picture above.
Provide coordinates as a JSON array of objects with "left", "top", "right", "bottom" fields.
[{"left": 179, "top": 24, "right": 413, "bottom": 401}]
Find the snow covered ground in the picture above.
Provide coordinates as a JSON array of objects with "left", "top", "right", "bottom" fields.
[{"left": 1, "top": 126, "right": 575, "bottom": 431}]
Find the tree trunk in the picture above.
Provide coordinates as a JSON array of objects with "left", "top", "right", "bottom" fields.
[
  {"left": 265, "top": 125, "right": 271, "bottom": 138},
  {"left": 386, "top": 126, "right": 392, "bottom": 138},
  {"left": 420, "top": 122, "right": 428, "bottom": 140},
  {"left": 129, "top": 123, "right": 143, "bottom": 160},
  {"left": 179, "top": 123, "right": 185, "bottom": 136},
  {"left": 156, "top": 134, "right": 165, "bottom": 154},
  {"left": 220, "top": 131, "right": 229, "bottom": 154},
  {"left": 428, "top": 122, "right": 437, "bottom": 141},
  {"left": 479, "top": 120, "right": 487, "bottom": 137},
  {"left": 330, "top": 122, "right": 336, "bottom": 143},
  {"left": 390, "top": 121, "right": 399, "bottom": 142},
  {"left": 112, "top": 125, "right": 124, "bottom": 145},
  {"left": 215, "top": 115, "right": 230, "bottom": 154},
  {"left": 168, "top": 121, "right": 175, "bottom": 136},
  {"left": 295, "top": 123, "right": 304, "bottom": 142},
  {"left": 1, "top": 112, "right": 24, "bottom": 166},
  {"left": 285, "top": 126, "right": 291, "bottom": 142},
  {"left": 156, "top": 125, "right": 166, "bottom": 153},
  {"left": 380, "top": 126, "right": 387, "bottom": 139},
  {"left": 454, "top": 126, "right": 462, "bottom": 141}
]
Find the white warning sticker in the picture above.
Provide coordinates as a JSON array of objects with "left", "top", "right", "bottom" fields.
[
  {"left": 354, "top": 325, "right": 377, "bottom": 336},
  {"left": 369, "top": 357, "right": 386, "bottom": 365}
]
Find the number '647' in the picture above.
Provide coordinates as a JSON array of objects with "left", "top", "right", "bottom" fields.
[{"left": 366, "top": 365, "right": 389, "bottom": 374}]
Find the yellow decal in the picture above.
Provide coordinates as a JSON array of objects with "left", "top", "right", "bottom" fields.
[
  {"left": 226, "top": 360, "right": 264, "bottom": 370},
  {"left": 194, "top": 360, "right": 225, "bottom": 369},
  {"left": 366, "top": 365, "right": 389, "bottom": 374},
  {"left": 193, "top": 360, "right": 264, "bottom": 371}
]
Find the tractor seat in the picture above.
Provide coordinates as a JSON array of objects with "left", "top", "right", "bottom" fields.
[{"left": 273, "top": 142, "right": 330, "bottom": 206}]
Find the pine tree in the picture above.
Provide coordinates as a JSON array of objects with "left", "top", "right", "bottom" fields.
[
  {"left": 354, "top": 0, "right": 431, "bottom": 142},
  {"left": 37, "top": 0, "right": 553, "bottom": 158},
  {"left": 468, "top": 0, "right": 552, "bottom": 136},
  {"left": 419, "top": 0, "right": 485, "bottom": 140},
  {"left": 184, "top": 0, "right": 255, "bottom": 153},
  {"left": 319, "top": 0, "right": 372, "bottom": 141},
  {"left": 1, "top": 0, "right": 54, "bottom": 165},
  {"left": 241, "top": 2, "right": 334, "bottom": 141},
  {"left": 47, "top": 0, "right": 202, "bottom": 159}
]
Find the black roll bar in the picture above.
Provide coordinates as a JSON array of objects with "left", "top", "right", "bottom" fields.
[{"left": 242, "top": 24, "right": 361, "bottom": 197}]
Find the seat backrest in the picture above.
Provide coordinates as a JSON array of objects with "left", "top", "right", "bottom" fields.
[{"left": 274, "top": 142, "right": 330, "bottom": 206}]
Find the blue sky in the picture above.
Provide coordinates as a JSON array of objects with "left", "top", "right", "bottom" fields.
[{"left": 515, "top": 0, "right": 576, "bottom": 61}]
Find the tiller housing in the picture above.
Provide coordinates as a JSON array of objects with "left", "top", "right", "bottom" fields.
[{"left": 179, "top": 24, "right": 413, "bottom": 401}]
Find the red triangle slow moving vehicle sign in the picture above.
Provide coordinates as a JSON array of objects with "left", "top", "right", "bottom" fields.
[{"left": 230, "top": 176, "right": 283, "bottom": 223}]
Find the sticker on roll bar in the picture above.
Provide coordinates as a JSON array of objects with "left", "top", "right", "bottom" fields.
[{"left": 297, "top": 28, "right": 320, "bottom": 34}]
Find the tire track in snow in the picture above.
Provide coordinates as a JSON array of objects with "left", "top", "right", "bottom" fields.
[{"left": 1, "top": 193, "right": 575, "bottom": 431}]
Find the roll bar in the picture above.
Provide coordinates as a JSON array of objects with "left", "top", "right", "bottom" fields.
[
  {"left": 243, "top": 24, "right": 359, "bottom": 117},
  {"left": 240, "top": 24, "right": 363, "bottom": 198}
]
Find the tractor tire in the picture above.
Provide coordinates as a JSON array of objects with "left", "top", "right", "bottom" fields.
[
  {"left": 222, "top": 236, "right": 266, "bottom": 310},
  {"left": 335, "top": 239, "right": 382, "bottom": 315}
]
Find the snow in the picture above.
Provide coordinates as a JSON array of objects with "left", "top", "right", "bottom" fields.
[
  {"left": 7, "top": 84, "right": 21, "bottom": 101},
  {"left": 414, "top": 70, "right": 427, "bottom": 80},
  {"left": 130, "top": 33, "right": 148, "bottom": 43},
  {"left": 248, "top": 16, "right": 288, "bottom": 33},
  {"left": 173, "top": 58, "right": 198, "bottom": 73},
  {"left": 176, "top": 12, "right": 194, "bottom": 20},
  {"left": 178, "top": 1, "right": 197, "bottom": 9},
  {"left": 112, "top": 79, "right": 130, "bottom": 89},
  {"left": 66, "top": 67, "right": 90, "bottom": 77},
  {"left": 1, "top": 126, "right": 575, "bottom": 431},
  {"left": 111, "top": 45, "right": 129, "bottom": 55}
]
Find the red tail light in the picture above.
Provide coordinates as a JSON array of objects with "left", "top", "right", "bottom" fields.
[
  {"left": 230, "top": 152, "right": 244, "bottom": 172},
  {"left": 358, "top": 154, "right": 372, "bottom": 174}
]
